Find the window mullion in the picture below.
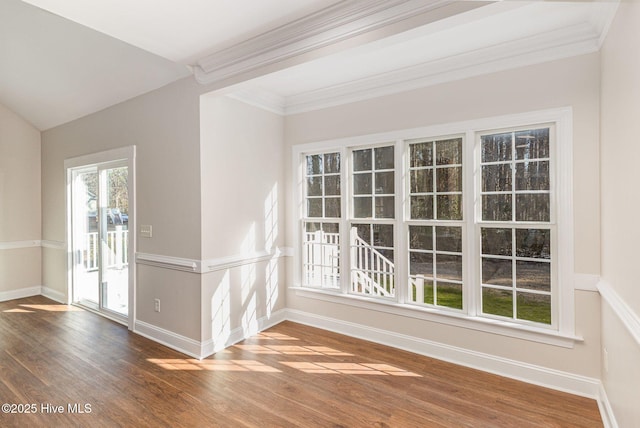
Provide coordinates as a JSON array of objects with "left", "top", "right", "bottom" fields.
[
  {"left": 465, "top": 130, "right": 476, "bottom": 316},
  {"left": 340, "top": 146, "right": 350, "bottom": 295},
  {"left": 395, "top": 140, "right": 406, "bottom": 304}
]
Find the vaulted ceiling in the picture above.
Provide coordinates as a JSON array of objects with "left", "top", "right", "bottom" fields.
[{"left": 2, "top": 0, "right": 619, "bottom": 130}]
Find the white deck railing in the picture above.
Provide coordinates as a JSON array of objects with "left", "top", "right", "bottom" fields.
[
  {"left": 84, "top": 228, "right": 129, "bottom": 271},
  {"left": 303, "top": 227, "right": 396, "bottom": 297},
  {"left": 303, "top": 231, "right": 340, "bottom": 287},
  {"left": 350, "top": 230, "right": 394, "bottom": 297}
]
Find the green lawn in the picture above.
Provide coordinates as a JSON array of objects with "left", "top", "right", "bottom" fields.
[{"left": 412, "top": 283, "right": 551, "bottom": 324}]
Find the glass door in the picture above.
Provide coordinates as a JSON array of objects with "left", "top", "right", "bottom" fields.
[{"left": 71, "top": 162, "right": 129, "bottom": 322}]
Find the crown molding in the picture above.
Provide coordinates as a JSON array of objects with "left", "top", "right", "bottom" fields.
[
  {"left": 283, "top": 21, "right": 601, "bottom": 114},
  {"left": 194, "top": 0, "right": 480, "bottom": 86},
  {"left": 229, "top": 20, "right": 601, "bottom": 116}
]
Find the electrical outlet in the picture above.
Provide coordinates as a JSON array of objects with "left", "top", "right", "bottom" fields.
[
  {"left": 603, "top": 347, "right": 609, "bottom": 373},
  {"left": 154, "top": 298, "right": 160, "bottom": 313}
]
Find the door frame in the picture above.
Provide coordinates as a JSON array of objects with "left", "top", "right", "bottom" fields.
[{"left": 65, "top": 146, "right": 136, "bottom": 330}]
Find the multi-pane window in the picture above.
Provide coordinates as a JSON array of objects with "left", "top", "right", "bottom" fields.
[
  {"left": 303, "top": 153, "right": 341, "bottom": 288},
  {"left": 479, "top": 128, "right": 553, "bottom": 325},
  {"left": 352, "top": 146, "right": 395, "bottom": 218},
  {"left": 409, "top": 138, "right": 463, "bottom": 220},
  {"left": 407, "top": 137, "right": 464, "bottom": 310},
  {"left": 298, "top": 121, "right": 560, "bottom": 330},
  {"left": 350, "top": 146, "right": 395, "bottom": 297}
]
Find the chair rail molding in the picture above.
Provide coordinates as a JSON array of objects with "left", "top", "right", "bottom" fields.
[
  {"left": 135, "top": 247, "right": 293, "bottom": 274},
  {"left": 597, "top": 280, "right": 640, "bottom": 347}
]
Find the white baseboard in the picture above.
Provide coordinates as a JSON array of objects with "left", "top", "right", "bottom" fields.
[
  {"left": 135, "top": 309, "right": 287, "bottom": 360},
  {"left": 41, "top": 287, "right": 66, "bottom": 304},
  {"left": 134, "top": 320, "right": 204, "bottom": 359},
  {"left": 0, "top": 286, "right": 42, "bottom": 302},
  {"left": 284, "top": 308, "right": 602, "bottom": 400},
  {"left": 597, "top": 383, "right": 618, "bottom": 428},
  {"left": 201, "top": 309, "right": 287, "bottom": 358}
]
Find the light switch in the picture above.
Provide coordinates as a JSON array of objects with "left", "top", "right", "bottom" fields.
[{"left": 140, "top": 225, "right": 153, "bottom": 238}]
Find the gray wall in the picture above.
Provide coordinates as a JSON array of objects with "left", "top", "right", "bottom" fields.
[
  {"left": 0, "top": 102, "right": 41, "bottom": 297},
  {"left": 42, "top": 77, "right": 203, "bottom": 339},
  {"left": 600, "top": 1, "right": 640, "bottom": 425}
]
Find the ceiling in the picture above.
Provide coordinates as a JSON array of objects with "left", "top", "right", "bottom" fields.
[{"left": 2, "top": 0, "right": 620, "bottom": 130}]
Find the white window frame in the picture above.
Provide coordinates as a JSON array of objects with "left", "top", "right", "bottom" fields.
[
  {"left": 291, "top": 108, "right": 577, "bottom": 347},
  {"left": 475, "top": 124, "right": 556, "bottom": 329}
]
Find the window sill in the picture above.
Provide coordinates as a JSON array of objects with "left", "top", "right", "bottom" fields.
[{"left": 290, "top": 287, "right": 583, "bottom": 348}]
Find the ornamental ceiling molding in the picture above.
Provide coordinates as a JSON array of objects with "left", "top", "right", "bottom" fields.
[
  {"left": 193, "top": 0, "right": 480, "bottom": 86},
  {"left": 228, "top": 20, "right": 603, "bottom": 116},
  {"left": 282, "top": 21, "right": 603, "bottom": 115}
]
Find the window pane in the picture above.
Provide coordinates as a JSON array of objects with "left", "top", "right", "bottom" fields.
[
  {"left": 375, "top": 172, "right": 394, "bottom": 194},
  {"left": 410, "top": 252, "right": 433, "bottom": 276},
  {"left": 515, "top": 128, "right": 549, "bottom": 160},
  {"left": 515, "top": 194, "right": 550, "bottom": 222},
  {"left": 305, "top": 222, "right": 321, "bottom": 232},
  {"left": 378, "top": 249, "right": 394, "bottom": 263},
  {"left": 411, "top": 196, "right": 433, "bottom": 219},
  {"left": 307, "top": 198, "right": 322, "bottom": 217},
  {"left": 481, "top": 132, "right": 512, "bottom": 163},
  {"left": 410, "top": 142, "right": 433, "bottom": 168},
  {"left": 353, "top": 173, "right": 372, "bottom": 195},
  {"left": 375, "top": 196, "right": 395, "bottom": 218},
  {"left": 516, "top": 261, "right": 550, "bottom": 292},
  {"left": 324, "top": 198, "right": 341, "bottom": 218},
  {"left": 481, "top": 228, "right": 512, "bottom": 256},
  {"left": 436, "top": 167, "right": 462, "bottom": 192},
  {"left": 517, "top": 292, "right": 551, "bottom": 324},
  {"left": 437, "top": 195, "right": 462, "bottom": 220},
  {"left": 324, "top": 175, "right": 340, "bottom": 196},
  {"left": 411, "top": 278, "right": 434, "bottom": 305},
  {"left": 482, "top": 194, "right": 512, "bottom": 221},
  {"left": 352, "top": 223, "right": 370, "bottom": 243},
  {"left": 515, "top": 161, "right": 550, "bottom": 191},
  {"left": 436, "top": 139, "right": 462, "bottom": 165},
  {"left": 482, "top": 288, "right": 513, "bottom": 318},
  {"left": 482, "top": 258, "right": 512, "bottom": 286},
  {"left": 437, "top": 282, "right": 463, "bottom": 309},
  {"left": 436, "top": 254, "right": 462, "bottom": 281},
  {"left": 306, "top": 154, "right": 323, "bottom": 175},
  {"left": 353, "top": 149, "right": 372, "bottom": 171},
  {"left": 409, "top": 225, "right": 432, "bottom": 251},
  {"left": 323, "top": 152, "right": 340, "bottom": 174},
  {"left": 482, "top": 164, "right": 512, "bottom": 192},
  {"left": 410, "top": 169, "right": 433, "bottom": 193},
  {"left": 435, "top": 227, "right": 462, "bottom": 253},
  {"left": 374, "top": 146, "right": 394, "bottom": 170},
  {"left": 516, "top": 229, "right": 551, "bottom": 259},
  {"left": 306, "top": 176, "right": 322, "bottom": 196},
  {"left": 373, "top": 224, "right": 394, "bottom": 248},
  {"left": 323, "top": 222, "right": 339, "bottom": 234},
  {"left": 353, "top": 197, "right": 372, "bottom": 218}
]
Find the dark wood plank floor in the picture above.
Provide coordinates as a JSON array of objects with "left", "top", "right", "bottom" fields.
[{"left": 0, "top": 296, "right": 602, "bottom": 427}]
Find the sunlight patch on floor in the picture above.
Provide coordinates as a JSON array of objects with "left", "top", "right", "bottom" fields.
[
  {"left": 147, "top": 358, "right": 281, "bottom": 372},
  {"left": 2, "top": 304, "right": 84, "bottom": 313},
  {"left": 281, "top": 362, "right": 421, "bottom": 376},
  {"left": 254, "top": 331, "right": 299, "bottom": 341},
  {"left": 235, "top": 344, "right": 353, "bottom": 356}
]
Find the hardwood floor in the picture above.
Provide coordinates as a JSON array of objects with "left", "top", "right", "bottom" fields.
[{"left": 0, "top": 296, "right": 602, "bottom": 427}]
